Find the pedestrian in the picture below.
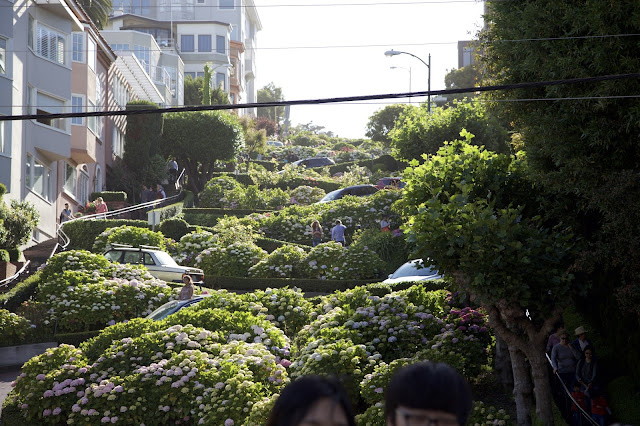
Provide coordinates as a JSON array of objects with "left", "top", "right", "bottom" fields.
[
  {"left": 167, "top": 159, "right": 178, "bottom": 183},
  {"left": 156, "top": 184, "right": 166, "bottom": 200},
  {"left": 59, "top": 203, "right": 72, "bottom": 224},
  {"left": 385, "top": 361, "right": 472, "bottom": 426},
  {"left": 311, "top": 220, "right": 323, "bottom": 247},
  {"left": 551, "top": 331, "right": 581, "bottom": 390},
  {"left": 572, "top": 326, "right": 593, "bottom": 356},
  {"left": 266, "top": 375, "right": 356, "bottom": 426},
  {"left": 546, "top": 320, "right": 565, "bottom": 354},
  {"left": 331, "top": 220, "right": 347, "bottom": 246},
  {"left": 94, "top": 197, "right": 108, "bottom": 219},
  {"left": 178, "top": 275, "right": 194, "bottom": 300}
]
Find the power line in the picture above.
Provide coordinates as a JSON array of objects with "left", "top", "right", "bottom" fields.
[{"left": 2, "top": 72, "right": 639, "bottom": 122}]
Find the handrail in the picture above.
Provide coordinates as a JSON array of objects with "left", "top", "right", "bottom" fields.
[
  {"left": 545, "top": 353, "right": 599, "bottom": 426},
  {"left": 0, "top": 260, "right": 31, "bottom": 289}
]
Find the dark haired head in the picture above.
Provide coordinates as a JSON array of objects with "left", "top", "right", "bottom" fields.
[
  {"left": 266, "top": 375, "right": 355, "bottom": 426},
  {"left": 385, "top": 362, "right": 472, "bottom": 425},
  {"left": 553, "top": 320, "right": 565, "bottom": 332}
]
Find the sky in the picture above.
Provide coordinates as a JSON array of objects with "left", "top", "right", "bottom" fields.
[{"left": 252, "top": 0, "right": 486, "bottom": 139}]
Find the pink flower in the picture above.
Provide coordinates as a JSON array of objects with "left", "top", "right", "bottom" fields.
[
  {"left": 43, "top": 409, "right": 52, "bottom": 416},
  {"left": 53, "top": 407, "right": 62, "bottom": 415},
  {"left": 225, "top": 419, "right": 234, "bottom": 426},
  {"left": 36, "top": 374, "right": 46, "bottom": 381}
]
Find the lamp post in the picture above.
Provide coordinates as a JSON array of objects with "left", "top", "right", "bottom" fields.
[
  {"left": 385, "top": 49, "right": 431, "bottom": 112},
  {"left": 390, "top": 66, "right": 412, "bottom": 103}
]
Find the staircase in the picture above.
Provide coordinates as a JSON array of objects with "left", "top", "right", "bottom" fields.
[{"left": 22, "top": 238, "right": 59, "bottom": 274}]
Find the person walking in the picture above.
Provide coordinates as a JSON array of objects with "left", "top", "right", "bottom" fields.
[
  {"left": 95, "top": 197, "right": 108, "bottom": 219},
  {"left": 311, "top": 220, "right": 323, "bottom": 247},
  {"left": 59, "top": 203, "right": 72, "bottom": 224},
  {"left": 331, "top": 220, "right": 347, "bottom": 246}
]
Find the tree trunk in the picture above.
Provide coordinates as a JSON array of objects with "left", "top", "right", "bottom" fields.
[
  {"left": 509, "top": 345, "right": 533, "bottom": 426},
  {"left": 495, "top": 334, "right": 513, "bottom": 391},
  {"left": 527, "top": 348, "right": 555, "bottom": 425}
]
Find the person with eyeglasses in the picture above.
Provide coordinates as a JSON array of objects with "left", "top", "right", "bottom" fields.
[
  {"left": 384, "top": 361, "right": 472, "bottom": 426},
  {"left": 551, "top": 331, "right": 581, "bottom": 390}
]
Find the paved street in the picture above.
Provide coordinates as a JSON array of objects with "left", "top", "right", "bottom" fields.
[{"left": 0, "top": 366, "right": 21, "bottom": 419}]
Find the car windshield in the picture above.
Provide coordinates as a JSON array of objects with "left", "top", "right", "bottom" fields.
[
  {"left": 321, "top": 189, "right": 342, "bottom": 201},
  {"left": 152, "top": 251, "right": 180, "bottom": 267},
  {"left": 146, "top": 301, "right": 179, "bottom": 320},
  {"left": 391, "top": 261, "right": 438, "bottom": 278}
]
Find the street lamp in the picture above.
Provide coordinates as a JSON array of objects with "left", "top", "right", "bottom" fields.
[
  {"left": 385, "top": 49, "right": 431, "bottom": 112},
  {"left": 390, "top": 66, "right": 412, "bottom": 103}
]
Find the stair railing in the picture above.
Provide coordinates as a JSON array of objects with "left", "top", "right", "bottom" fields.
[{"left": 0, "top": 260, "right": 31, "bottom": 290}]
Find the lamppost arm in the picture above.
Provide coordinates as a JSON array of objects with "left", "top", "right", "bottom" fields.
[{"left": 385, "top": 49, "right": 432, "bottom": 112}]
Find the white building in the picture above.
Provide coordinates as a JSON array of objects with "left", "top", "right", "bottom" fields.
[{"left": 103, "top": 0, "right": 261, "bottom": 111}]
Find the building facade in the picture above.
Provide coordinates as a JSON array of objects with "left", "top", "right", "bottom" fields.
[{"left": 103, "top": 0, "right": 261, "bottom": 111}]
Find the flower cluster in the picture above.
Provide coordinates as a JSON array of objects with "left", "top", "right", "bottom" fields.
[
  {"left": 248, "top": 245, "right": 308, "bottom": 279},
  {"left": 92, "top": 225, "right": 166, "bottom": 253},
  {"left": 0, "top": 308, "right": 34, "bottom": 346},
  {"left": 300, "top": 242, "right": 345, "bottom": 279},
  {"left": 195, "top": 241, "right": 268, "bottom": 277},
  {"left": 289, "top": 185, "right": 326, "bottom": 205},
  {"left": 172, "top": 230, "right": 218, "bottom": 266}
]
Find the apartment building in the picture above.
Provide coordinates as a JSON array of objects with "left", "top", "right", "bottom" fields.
[{"left": 103, "top": 0, "right": 261, "bottom": 112}]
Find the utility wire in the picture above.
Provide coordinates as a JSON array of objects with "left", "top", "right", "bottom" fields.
[{"left": 2, "top": 72, "right": 639, "bottom": 122}]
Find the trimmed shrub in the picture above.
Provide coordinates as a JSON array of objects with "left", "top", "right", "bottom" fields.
[
  {"left": 195, "top": 241, "right": 268, "bottom": 277},
  {"left": 172, "top": 230, "right": 218, "bottom": 266},
  {"left": 289, "top": 185, "right": 326, "bottom": 205},
  {"left": 158, "top": 217, "right": 190, "bottom": 241},
  {"left": 92, "top": 225, "right": 166, "bottom": 253},
  {"left": 198, "top": 175, "right": 241, "bottom": 208},
  {"left": 0, "top": 271, "right": 43, "bottom": 312},
  {"left": 0, "top": 308, "right": 33, "bottom": 346},
  {"left": 0, "top": 249, "right": 9, "bottom": 262},
  {"left": 248, "top": 245, "right": 308, "bottom": 278},
  {"left": 61, "top": 219, "right": 150, "bottom": 251}
]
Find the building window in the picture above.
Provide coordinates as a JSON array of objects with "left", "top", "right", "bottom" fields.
[
  {"left": 72, "top": 95, "right": 84, "bottom": 125},
  {"left": 0, "top": 38, "right": 6, "bottom": 75},
  {"left": 184, "top": 72, "right": 196, "bottom": 79},
  {"left": 63, "top": 162, "right": 77, "bottom": 195},
  {"left": 219, "top": 0, "right": 233, "bottom": 9},
  {"left": 216, "top": 72, "right": 225, "bottom": 90},
  {"left": 112, "top": 127, "right": 124, "bottom": 157},
  {"left": 25, "top": 154, "right": 51, "bottom": 201},
  {"left": 78, "top": 166, "right": 89, "bottom": 204},
  {"left": 181, "top": 35, "right": 194, "bottom": 52},
  {"left": 198, "top": 35, "right": 211, "bottom": 52},
  {"left": 133, "top": 45, "right": 150, "bottom": 72},
  {"left": 31, "top": 21, "right": 67, "bottom": 66},
  {"left": 110, "top": 43, "right": 130, "bottom": 54},
  {"left": 36, "top": 91, "right": 67, "bottom": 131},
  {"left": 87, "top": 36, "right": 96, "bottom": 71},
  {"left": 72, "top": 33, "right": 84, "bottom": 62},
  {"left": 216, "top": 35, "right": 225, "bottom": 54},
  {"left": 95, "top": 165, "right": 103, "bottom": 192},
  {"left": 87, "top": 99, "right": 96, "bottom": 134},
  {"left": 0, "top": 120, "right": 6, "bottom": 155}
]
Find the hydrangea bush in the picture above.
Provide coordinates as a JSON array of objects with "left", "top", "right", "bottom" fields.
[
  {"left": 92, "top": 226, "right": 166, "bottom": 254},
  {"left": 289, "top": 185, "right": 326, "bottom": 205},
  {"left": 0, "top": 308, "right": 34, "bottom": 346},
  {"left": 248, "top": 245, "right": 308, "bottom": 279},
  {"left": 300, "top": 242, "right": 345, "bottom": 279},
  {"left": 198, "top": 175, "right": 240, "bottom": 208},
  {"left": 172, "top": 230, "right": 218, "bottom": 266},
  {"left": 196, "top": 241, "right": 268, "bottom": 277}
]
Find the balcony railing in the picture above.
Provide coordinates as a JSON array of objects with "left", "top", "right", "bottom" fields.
[{"left": 144, "top": 62, "right": 172, "bottom": 90}]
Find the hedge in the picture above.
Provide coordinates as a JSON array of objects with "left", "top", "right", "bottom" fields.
[
  {"left": 55, "top": 330, "right": 102, "bottom": 347},
  {"left": 272, "top": 177, "right": 340, "bottom": 193},
  {"left": 0, "top": 271, "right": 42, "bottom": 312},
  {"left": 255, "top": 237, "right": 309, "bottom": 253},
  {"left": 607, "top": 376, "right": 640, "bottom": 424},
  {"left": 328, "top": 154, "right": 402, "bottom": 175},
  {"left": 61, "top": 219, "right": 150, "bottom": 251},
  {"left": 203, "top": 276, "right": 447, "bottom": 293},
  {"left": 248, "top": 160, "right": 277, "bottom": 171},
  {"left": 207, "top": 172, "right": 254, "bottom": 186},
  {"left": 183, "top": 208, "right": 272, "bottom": 227},
  {"left": 89, "top": 191, "right": 128, "bottom": 202}
]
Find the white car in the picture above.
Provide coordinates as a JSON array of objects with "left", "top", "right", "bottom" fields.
[
  {"left": 383, "top": 259, "right": 442, "bottom": 284},
  {"left": 103, "top": 245, "right": 204, "bottom": 284}
]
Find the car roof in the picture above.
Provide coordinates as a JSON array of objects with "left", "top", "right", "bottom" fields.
[{"left": 104, "top": 244, "right": 164, "bottom": 253}]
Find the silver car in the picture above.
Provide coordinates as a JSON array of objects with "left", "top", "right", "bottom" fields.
[{"left": 103, "top": 244, "right": 204, "bottom": 283}]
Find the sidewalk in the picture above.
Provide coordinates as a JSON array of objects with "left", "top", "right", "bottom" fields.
[{"left": 0, "top": 366, "right": 21, "bottom": 418}]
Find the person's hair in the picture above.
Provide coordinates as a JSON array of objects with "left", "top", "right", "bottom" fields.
[
  {"left": 64, "top": 203, "right": 69, "bottom": 207},
  {"left": 385, "top": 362, "right": 472, "bottom": 425},
  {"left": 553, "top": 320, "right": 564, "bottom": 332},
  {"left": 560, "top": 331, "right": 570, "bottom": 339},
  {"left": 265, "top": 375, "right": 355, "bottom": 426},
  {"left": 584, "top": 345, "right": 594, "bottom": 355},
  {"left": 312, "top": 220, "right": 320, "bottom": 229},
  {"left": 182, "top": 275, "right": 193, "bottom": 285},
  {"left": 96, "top": 197, "right": 104, "bottom": 202},
  {"left": 335, "top": 220, "right": 342, "bottom": 225}
]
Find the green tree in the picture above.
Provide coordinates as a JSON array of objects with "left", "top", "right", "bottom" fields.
[
  {"left": 238, "top": 116, "right": 267, "bottom": 157},
  {"left": 202, "top": 64, "right": 213, "bottom": 106},
  {"left": 365, "top": 104, "right": 414, "bottom": 145},
  {"left": 77, "top": 0, "right": 112, "bottom": 29},
  {"left": 120, "top": 101, "right": 165, "bottom": 202},
  {"left": 398, "top": 135, "right": 579, "bottom": 424},
  {"left": 480, "top": 0, "right": 640, "bottom": 386},
  {"left": 161, "top": 111, "right": 243, "bottom": 196},
  {"left": 257, "top": 82, "right": 285, "bottom": 124},
  {"left": 210, "top": 82, "right": 230, "bottom": 105},
  {"left": 184, "top": 75, "right": 203, "bottom": 106},
  {"left": 391, "top": 101, "right": 510, "bottom": 161},
  {"left": 0, "top": 194, "right": 39, "bottom": 250},
  {"left": 444, "top": 64, "right": 480, "bottom": 104}
]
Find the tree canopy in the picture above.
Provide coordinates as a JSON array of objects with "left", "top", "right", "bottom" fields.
[
  {"left": 390, "top": 101, "right": 510, "bottom": 161},
  {"left": 161, "top": 111, "right": 243, "bottom": 195},
  {"left": 443, "top": 64, "right": 480, "bottom": 105},
  {"left": 257, "top": 82, "right": 285, "bottom": 124},
  {"left": 365, "top": 104, "right": 414, "bottom": 145},
  {"left": 398, "top": 134, "right": 579, "bottom": 424}
]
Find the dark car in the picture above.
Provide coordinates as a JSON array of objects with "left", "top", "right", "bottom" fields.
[
  {"left": 317, "top": 184, "right": 379, "bottom": 203},
  {"left": 292, "top": 157, "right": 336, "bottom": 168},
  {"left": 376, "top": 177, "right": 405, "bottom": 190},
  {"left": 382, "top": 259, "right": 442, "bottom": 284}
]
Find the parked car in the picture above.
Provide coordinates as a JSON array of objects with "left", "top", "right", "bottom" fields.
[
  {"left": 146, "top": 295, "right": 209, "bottom": 321},
  {"left": 376, "top": 177, "right": 405, "bottom": 190},
  {"left": 103, "top": 244, "right": 205, "bottom": 283},
  {"left": 317, "top": 184, "right": 379, "bottom": 203},
  {"left": 382, "top": 259, "right": 442, "bottom": 284},
  {"left": 277, "top": 157, "right": 336, "bottom": 174},
  {"left": 267, "top": 140, "right": 284, "bottom": 147}
]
